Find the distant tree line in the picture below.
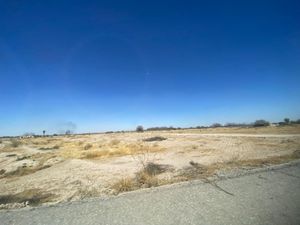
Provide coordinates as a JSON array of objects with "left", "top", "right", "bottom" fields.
[
  {"left": 146, "top": 126, "right": 178, "bottom": 131},
  {"left": 136, "top": 118, "right": 300, "bottom": 132},
  {"left": 2, "top": 118, "right": 300, "bottom": 138}
]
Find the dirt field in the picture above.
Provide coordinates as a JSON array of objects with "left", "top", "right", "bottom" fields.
[{"left": 1, "top": 125, "right": 300, "bottom": 209}]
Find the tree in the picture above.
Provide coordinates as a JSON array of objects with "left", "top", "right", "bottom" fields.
[
  {"left": 284, "top": 118, "right": 290, "bottom": 124},
  {"left": 211, "top": 123, "right": 222, "bottom": 128},
  {"left": 136, "top": 125, "right": 144, "bottom": 132},
  {"left": 43, "top": 130, "right": 46, "bottom": 136},
  {"left": 254, "top": 120, "right": 270, "bottom": 127}
]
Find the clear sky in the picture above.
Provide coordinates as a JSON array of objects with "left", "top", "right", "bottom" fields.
[{"left": 1, "top": 0, "right": 300, "bottom": 136}]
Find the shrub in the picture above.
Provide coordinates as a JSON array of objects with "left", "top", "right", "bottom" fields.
[
  {"left": 143, "top": 162, "right": 168, "bottom": 176},
  {"left": 143, "top": 136, "right": 167, "bottom": 142},
  {"left": 253, "top": 120, "right": 270, "bottom": 127},
  {"left": 83, "top": 144, "right": 93, "bottom": 150},
  {"left": 38, "top": 145, "right": 60, "bottom": 151},
  {"left": 135, "top": 170, "right": 159, "bottom": 188},
  {"left": 211, "top": 123, "right": 222, "bottom": 128},
  {"left": 110, "top": 139, "right": 120, "bottom": 145},
  {"left": 10, "top": 139, "right": 21, "bottom": 148},
  {"left": 0, "top": 189, "right": 55, "bottom": 206},
  {"left": 136, "top": 125, "right": 144, "bottom": 132},
  {"left": 111, "top": 162, "right": 172, "bottom": 194},
  {"left": 0, "top": 169, "right": 5, "bottom": 175},
  {"left": 111, "top": 177, "right": 135, "bottom": 193},
  {"left": 84, "top": 151, "right": 109, "bottom": 159},
  {"left": 284, "top": 118, "right": 290, "bottom": 124}
]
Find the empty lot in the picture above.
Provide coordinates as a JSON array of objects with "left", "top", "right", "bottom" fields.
[{"left": 1, "top": 125, "right": 300, "bottom": 209}]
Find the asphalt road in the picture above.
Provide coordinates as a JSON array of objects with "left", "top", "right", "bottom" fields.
[{"left": 1, "top": 162, "right": 300, "bottom": 225}]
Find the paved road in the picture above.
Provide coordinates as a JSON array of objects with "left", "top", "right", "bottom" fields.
[{"left": 1, "top": 162, "right": 300, "bottom": 225}]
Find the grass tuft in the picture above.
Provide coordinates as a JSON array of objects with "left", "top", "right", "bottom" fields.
[
  {"left": 111, "top": 177, "right": 135, "bottom": 193},
  {"left": 111, "top": 162, "right": 171, "bottom": 194}
]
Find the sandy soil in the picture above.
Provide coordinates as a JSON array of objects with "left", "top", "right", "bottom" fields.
[{"left": 1, "top": 125, "right": 300, "bottom": 209}]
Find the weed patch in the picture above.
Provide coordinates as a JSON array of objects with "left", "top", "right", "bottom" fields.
[
  {"left": 16, "top": 156, "right": 30, "bottom": 161},
  {"left": 83, "top": 144, "right": 93, "bottom": 150},
  {"left": 2, "top": 165, "right": 51, "bottom": 179},
  {"left": 111, "top": 162, "right": 172, "bottom": 194},
  {"left": 143, "top": 136, "right": 167, "bottom": 142},
  {"left": 0, "top": 189, "right": 56, "bottom": 206},
  {"left": 111, "top": 177, "right": 135, "bottom": 193},
  {"left": 10, "top": 139, "right": 21, "bottom": 148},
  {"left": 39, "top": 145, "right": 60, "bottom": 151}
]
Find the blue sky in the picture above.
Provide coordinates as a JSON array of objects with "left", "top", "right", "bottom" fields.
[{"left": 1, "top": 0, "right": 300, "bottom": 135}]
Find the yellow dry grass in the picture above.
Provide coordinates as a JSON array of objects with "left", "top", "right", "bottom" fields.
[
  {"left": 171, "top": 124, "right": 300, "bottom": 134},
  {"left": 112, "top": 150, "right": 300, "bottom": 194},
  {"left": 58, "top": 142, "right": 164, "bottom": 159},
  {"left": 111, "top": 166, "right": 163, "bottom": 194},
  {"left": 111, "top": 177, "right": 135, "bottom": 193},
  {"left": 0, "top": 189, "right": 56, "bottom": 206}
]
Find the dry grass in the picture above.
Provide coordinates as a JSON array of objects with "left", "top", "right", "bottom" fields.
[
  {"left": 83, "top": 150, "right": 110, "bottom": 159},
  {"left": 79, "top": 143, "right": 163, "bottom": 159},
  {"left": 176, "top": 161, "right": 216, "bottom": 181},
  {"left": 39, "top": 145, "right": 60, "bottom": 151},
  {"left": 111, "top": 162, "right": 172, "bottom": 194},
  {"left": 2, "top": 165, "right": 51, "bottom": 178},
  {"left": 0, "top": 189, "right": 56, "bottom": 206},
  {"left": 10, "top": 139, "right": 21, "bottom": 148},
  {"left": 1, "top": 153, "right": 55, "bottom": 179},
  {"left": 6, "top": 154, "right": 17, "bottom": 157},
  {"left": 143, "top": 136, "right": 167, "bottom": 142},
  {"left": 178, "top": 150, "right": 300, "bottom": 181},
  {"left": 111, "top": 177, "right": 135, "bottom": 193},
  {"left": 1, "top": 126, "right": 299, "bottom": 207},
  {"left": 173, "top": 124, "right": 300, "bottom": 134},
  {"left": 110, "top": 139, "right": 121, "bottom": 145},
  {"left": 143, "top": 162, "right": 171, "bottom": 176},
  {"left": 112, "top": 150, "right": 300, "bottom": 194},
  {"left": 226, "top": 150, "right": 300, "bottom": 167},
  {"left": 53, "top": 139, "right": 163, "bottom": 159},
  {"left": 83, "top": 144, "right": 93, "bottom": 150},
  {"left": 135, "top": 170, "right": 160, "bottom": 188}
]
